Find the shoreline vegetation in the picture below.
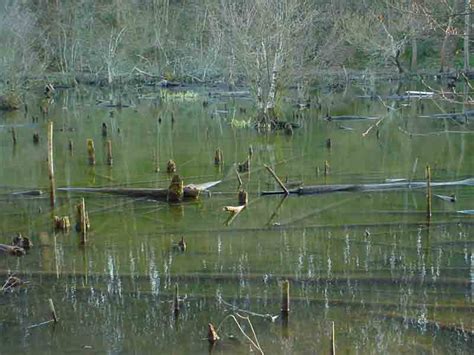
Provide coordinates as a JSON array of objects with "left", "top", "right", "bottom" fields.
[{"left": 0, "top": 1, "right": 473, "bottom": 114}]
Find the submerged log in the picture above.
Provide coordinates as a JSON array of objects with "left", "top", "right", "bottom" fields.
[
  {"left": 262, "top": 178, "right": 474, "bottom": 196},
  {"left": 325, "top": 115, "right": 379, "bottom": 121},
  {"left": 57, "top": 180, "right": 221, "bottom": 201}
]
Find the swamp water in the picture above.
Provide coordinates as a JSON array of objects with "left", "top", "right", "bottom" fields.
[{"left": 0, "top": 83, "right": 472, "bottom": 354}]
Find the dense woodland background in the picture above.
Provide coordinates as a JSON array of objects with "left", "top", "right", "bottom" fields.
[{"left": 0, "top": 0, "right": 472, "bottom": 93}]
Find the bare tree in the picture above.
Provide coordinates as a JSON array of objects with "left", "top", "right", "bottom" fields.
[{"left": 211, "top": 0, "right": 326, "bottom": 127}]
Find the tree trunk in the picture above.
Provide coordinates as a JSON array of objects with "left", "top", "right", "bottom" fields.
[
  {"left": 411, "top": 37, "right": 417, "bottom": 70},
  {"left": 265, "top": 51, "right": 280, "bottom": 123},
  {"left": 440, "top": 16, "right": 453, "bottom": 72},
  {"left": 464, "top": 0, "right": 470, "bottom": 72}
]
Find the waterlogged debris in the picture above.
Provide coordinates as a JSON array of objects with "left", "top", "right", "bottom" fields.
[
  {"left": 385, "top": 178, "right": 407, "bottom": 183},
  {"left": 434, "top": 194, "right": 456, "bottom": 202},
  {"left": 10, "top": 190, "right": 43, "bottom": 197},
  {"left": 12, "top": 233, "right": 32, "bottom": 250},
  {"left": 262, "top": 178, "right": 474, "bottom": 195},
  {"left": 420, "top": 110, "right": 474, "bottom": 122},
  {"left": 1, "top": 276, "right": 24, "bottom": 292},
  {"left": 405, "top": 91, "right": 434, "bottom": 98},
  {"left": 0, "top": 244, "right": 25, "bottom": 256},
  {"left": 230, "top": 118, "right": 252, "bottom": 128},
  {"left": 58, "top": 180, "right": 221, "bottom": 201},
  {"left": 326, "top": 115, "right": 379, "bottom": 121},
  {"left": 457, "top": 210, "right": 474, "bottom": 215}
]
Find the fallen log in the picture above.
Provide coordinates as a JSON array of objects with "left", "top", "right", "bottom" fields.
[
  {"left": 57, "top": 180, "right": 221, "bottom": 200},
  {"left": 262, "top": 178, "right": 474, "bottom": 196},
  {"left": 325, "top": 115, "right": 379, "bottom": 121},
  {"left": 420, "top": 111, "right": 474, "bottom": 121}
]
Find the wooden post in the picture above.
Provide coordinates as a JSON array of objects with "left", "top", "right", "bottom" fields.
[
  {"left": 49, "top": 298, "right": 58, "bottom": 323},
  {"left": 167, "top": 159, "right": 177, "bottom": 173},
  {"left": 68, "top": 139, "right": 74, "bottom": 152},
  {"left": 426, "top": 165, "right": 432, "bottom": 219},
  {"left": 106, "top": 140, "right": 113, "bottom": 166},
  {"left": 102, "top": 122, "right": 108, "bottom": 137},
  {"left": 87, "top": 139, "right": 96, "bottom": 165},
  {"left": 214, "top": 148, "right": 223, "bottom": 165},
  {"left": 238, "top": 189, "right": 248, "bottom": 206},
  {"left": 326, "top": 138, "right": 332, "bottom": 149},
  {"left": 281, "top": 280, "right": 289, "bottom": 318},
  {"left": 47, "top": 121, "right": 55, "bottom": 208},
  {"left": 330, "top": 321, "right": 336, "bottom": 355},
  {"left": 207, "top": 323, "right": 220, "bottom": 344},
  {"left": 324, "top": 160, "right": 330, "bottom": 177},
  {"left": 77, "top": 198, "right": 87, "bottom": 244},
  {"left": 173, "top": 283, "right": 180, "bottom": 316},
  {"left": 264, "top": 164, "right": 289, "bottom": 195},
  {"left": 11, "top": 128, "right": 17, "bottom": 145}
]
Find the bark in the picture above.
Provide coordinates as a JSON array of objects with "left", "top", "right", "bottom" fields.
[{"left": 265, "top": 51, "right": 280, "bottom": 122}]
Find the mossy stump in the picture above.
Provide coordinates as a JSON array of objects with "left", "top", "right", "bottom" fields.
[{"left": 167, "top": 174, "right": 184, "bottom": 202}]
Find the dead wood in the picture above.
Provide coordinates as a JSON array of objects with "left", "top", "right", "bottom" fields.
[
  {"left": 0, "top": 244, "right": 25, "bottom": 256},
  {"left": 262, "top": 178, "right": 474, "bottom": 196},
  {"left": 57, "top": 180, "right": 221, "bottom": 201},
  {"left": 12, "top": 234, "right": 32, "bottom": 250}
]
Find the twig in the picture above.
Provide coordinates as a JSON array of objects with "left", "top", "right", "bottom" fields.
[
  {"left": 216, "top": 314, "right": 264, "bottom": 355},
  {"left": 219, "top": 296, "right": 279, "bottom": 322}
]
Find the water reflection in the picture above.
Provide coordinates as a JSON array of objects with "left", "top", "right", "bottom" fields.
[{"left": 0, "top": 83, "right": 472, "bottom": 353}]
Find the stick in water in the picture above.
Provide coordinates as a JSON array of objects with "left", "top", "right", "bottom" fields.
[
  {"left": 264, "top": 164, "right": 289, "bottom": 195},
  {"left": 47, "top": 121, "right": 55, "bottom": 208}
]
